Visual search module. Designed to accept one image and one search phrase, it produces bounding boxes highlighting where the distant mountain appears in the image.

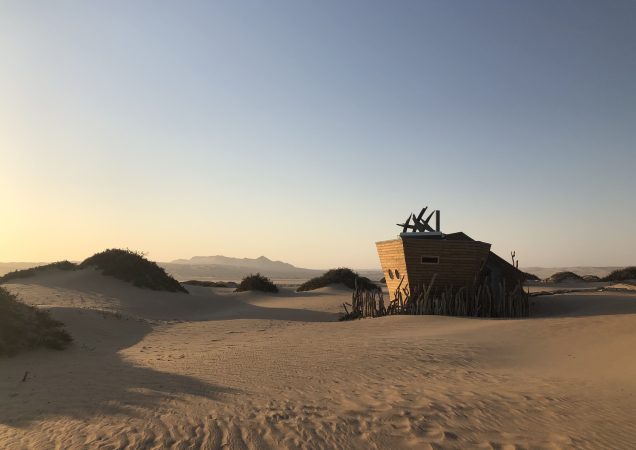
[170,255,297,271]
[160,256,324,282]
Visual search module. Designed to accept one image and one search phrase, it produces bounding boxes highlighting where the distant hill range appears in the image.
[170,255,300,270]
[522,266,623,280]
[162,256,329,282]
[0,257,383,284]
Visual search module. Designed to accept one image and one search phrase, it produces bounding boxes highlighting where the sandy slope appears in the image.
[1,269,636,449]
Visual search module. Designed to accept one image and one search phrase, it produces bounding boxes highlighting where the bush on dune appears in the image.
[0,261,77,284]
[546,271,584,283]
[0,287,72,356]
[79,249,188,293]
[297,268,379,292]
[234,273,278,293]
[602,267,636,282]
[182,280,238,288]
[582,275,601,282]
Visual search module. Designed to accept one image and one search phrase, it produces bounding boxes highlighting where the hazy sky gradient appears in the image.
[1,1,634,268]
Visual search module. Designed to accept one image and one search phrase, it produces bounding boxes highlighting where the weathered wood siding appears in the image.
[402,238,491,289]
[376,237,492,298]
[375,239,408,298]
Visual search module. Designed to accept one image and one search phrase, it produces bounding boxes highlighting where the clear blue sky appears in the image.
[1,1,634,268]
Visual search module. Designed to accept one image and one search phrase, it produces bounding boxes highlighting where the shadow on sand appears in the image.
[0,307,239,428]
[0,272,341,427]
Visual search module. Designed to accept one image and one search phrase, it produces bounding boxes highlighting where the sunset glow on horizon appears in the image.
[1,1,634,269]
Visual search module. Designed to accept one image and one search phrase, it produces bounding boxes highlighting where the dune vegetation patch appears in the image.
[546,271,584,283]
[0,261,77,284]
[182,280,238,288]
[0,287,72,356]
[582,275,601,282]
[297,268,378,292]
[603,266,636,282]
[79,249,188,293]
[234,273,278,293]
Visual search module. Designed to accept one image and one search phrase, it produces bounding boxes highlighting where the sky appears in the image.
[1,0,634,269]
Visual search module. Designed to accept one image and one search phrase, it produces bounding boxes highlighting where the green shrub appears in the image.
[0,287,72,356]
[79,249,187,293]
[297,268,379,292]
[602,267,636,282]
[0,261,77,284]
[234,273,278,293]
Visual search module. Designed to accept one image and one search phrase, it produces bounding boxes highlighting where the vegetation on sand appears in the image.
[602,267,636,282]
[234,273,278,293]
[182,280,238,288]
[79,249,188,293]
[296,268,379,292]
[0,261,77,284]
[546,271,584,283]
[0,287,72,356]
[582,275,601,282]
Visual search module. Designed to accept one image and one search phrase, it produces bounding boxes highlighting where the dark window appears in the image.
[421,256,439,264]
[388,269,394,279]
[395,269,401,279]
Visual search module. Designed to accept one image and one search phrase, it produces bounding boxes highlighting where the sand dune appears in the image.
[0,262,46,277]
[521,266,623,280]
[1,270,636,449]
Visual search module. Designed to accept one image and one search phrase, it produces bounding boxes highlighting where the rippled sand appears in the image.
[1,269,636,449]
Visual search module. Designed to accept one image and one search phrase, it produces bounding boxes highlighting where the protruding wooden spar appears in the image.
[414,207,428,223]
[398,206,441,233]
[423,210,436,229]
[397,214,414,233]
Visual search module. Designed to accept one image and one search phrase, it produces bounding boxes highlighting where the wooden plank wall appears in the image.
[375,239,408,298]
[402,238,491,289]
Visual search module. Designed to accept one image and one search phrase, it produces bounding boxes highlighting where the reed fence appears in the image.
[341,274,529,320]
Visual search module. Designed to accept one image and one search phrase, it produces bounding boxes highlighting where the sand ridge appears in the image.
[1,269,636,449]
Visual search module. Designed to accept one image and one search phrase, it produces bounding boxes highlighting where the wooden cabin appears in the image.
[377,235,491,298]
[376,207,523,299]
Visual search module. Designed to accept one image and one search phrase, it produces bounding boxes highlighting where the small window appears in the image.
[395,269,401,279]
[388,269,394,279]
[421,256,439,264]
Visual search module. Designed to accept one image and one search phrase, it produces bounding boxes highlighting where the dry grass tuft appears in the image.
[0,287,72,356]
[234,273,278,293]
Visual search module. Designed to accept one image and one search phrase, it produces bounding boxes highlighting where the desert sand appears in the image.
[1,269,636,449]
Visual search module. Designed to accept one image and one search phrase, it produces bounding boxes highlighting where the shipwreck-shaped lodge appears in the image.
[376,207,525,299]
